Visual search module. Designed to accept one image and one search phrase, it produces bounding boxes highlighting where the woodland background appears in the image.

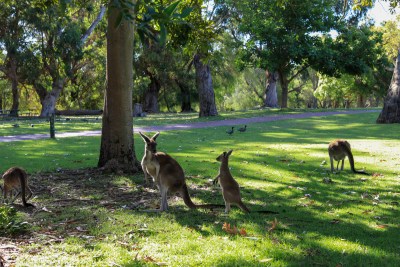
[0,0,398,118]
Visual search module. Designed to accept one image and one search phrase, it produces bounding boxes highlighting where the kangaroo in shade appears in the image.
[213,150,250,213]
[139,132,223,212]
[1,166,34,207]
[328,139,368,174]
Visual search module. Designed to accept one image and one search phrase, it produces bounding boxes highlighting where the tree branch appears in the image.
[288,64,309,84]
[245,77,264,101]
[80,6,106,45]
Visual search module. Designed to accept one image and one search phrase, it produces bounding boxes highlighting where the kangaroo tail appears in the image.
[343,145,368,175]
[180,184,224,209]
[237,201,251,213]
[16,168,33,207]
[180,183,197,209]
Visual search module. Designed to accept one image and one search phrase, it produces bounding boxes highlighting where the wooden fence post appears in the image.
[50,113,55,138]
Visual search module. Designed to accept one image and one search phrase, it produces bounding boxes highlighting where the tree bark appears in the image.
[39,78,64,117]
[98,7,140,173]
[142,76,160,113]
[193,53,218,117]
[176,80,193,112]
[278,71,289,108]
[9,57,19,116]
[356,94,366,108]
[263,70,279,108]
[377,45,400,123]
[310,71,319,108]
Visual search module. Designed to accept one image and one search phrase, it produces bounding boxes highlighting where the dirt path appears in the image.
[0,110,380,143]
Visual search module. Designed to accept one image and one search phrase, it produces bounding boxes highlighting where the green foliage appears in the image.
[375,16,400,63]
[0,204,30,235]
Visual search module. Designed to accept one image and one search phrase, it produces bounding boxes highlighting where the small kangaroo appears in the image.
[328,139,368,174]
[214,150,250,213]
[1,167,34,207]
[139,132,223,212]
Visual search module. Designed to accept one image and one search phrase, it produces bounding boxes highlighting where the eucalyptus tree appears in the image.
[374,15,400,122]
[0,1,31,116]
[231,0,381,108]
[99,0,196,172]
[20,3,106,117]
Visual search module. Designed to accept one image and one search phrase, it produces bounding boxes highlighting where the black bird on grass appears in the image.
[238,125,247,132]
[226,127,234,135]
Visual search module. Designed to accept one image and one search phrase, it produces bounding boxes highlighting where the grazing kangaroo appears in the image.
[139,132,224,212]
[328,139,368,174]
[1,167,34,207]
[213,150,250,213]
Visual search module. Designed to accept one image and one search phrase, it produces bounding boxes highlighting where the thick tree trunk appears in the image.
[142,76,160,113]
[263,70,279,108]
[98,7,140,173]
[39,79,64,117]
[10,58,19,116]
[377,46,400,123]
[278,71,289,108]
[193,53,218,117]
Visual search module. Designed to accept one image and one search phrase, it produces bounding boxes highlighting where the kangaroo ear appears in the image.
[139,132,150,143]
[226,150,233,157]
[151,131,160,141]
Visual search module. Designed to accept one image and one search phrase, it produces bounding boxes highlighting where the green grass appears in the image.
[1,111,399,266]
[0,107,379,137]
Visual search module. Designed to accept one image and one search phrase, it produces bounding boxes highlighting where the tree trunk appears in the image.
[375,95,381,107]
[356,94,366,108]
[142,76,160,113]
[263,70,279,108]
[311,71,319,108]
[278,71,289,108]
[176,80,193,112]
[193,53,218,117]
[39,79,64,117]
[377,45,400,123]
[10,58,19,116]
[98,7,140,173]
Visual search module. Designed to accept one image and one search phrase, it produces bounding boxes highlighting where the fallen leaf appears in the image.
[330,219,340,224]
[239,228,247,236]
[362,210,374,214]
[376,225,390,228]
[29,250,42,255]
[267,218,278,232]
[222,223,237,235]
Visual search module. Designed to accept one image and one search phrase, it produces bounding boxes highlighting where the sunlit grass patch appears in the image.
[1,110,399,266]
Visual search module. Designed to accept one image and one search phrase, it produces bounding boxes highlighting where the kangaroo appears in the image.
[1,167,34,207]
[139,132,224,212]
[328,139,368,174]
[213,150,250,213]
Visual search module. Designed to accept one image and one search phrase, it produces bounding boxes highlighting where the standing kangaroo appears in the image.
[139,132,223,212]
[213,150,250,213]
[1,167,33,207]
[328,139,368,174]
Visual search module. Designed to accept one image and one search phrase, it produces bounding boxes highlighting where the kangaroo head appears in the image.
[216,150,233,162]
[139,132,160,153]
